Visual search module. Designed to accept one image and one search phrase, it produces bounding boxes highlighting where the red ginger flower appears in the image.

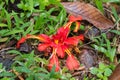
[17,15,83,71]
[37,27,84,58]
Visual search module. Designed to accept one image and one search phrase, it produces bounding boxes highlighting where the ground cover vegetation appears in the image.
[0,0,120,80]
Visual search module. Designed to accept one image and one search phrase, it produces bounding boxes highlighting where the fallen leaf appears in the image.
[109,63,120,80]
[62,2,114,30]
[78,49,97,69]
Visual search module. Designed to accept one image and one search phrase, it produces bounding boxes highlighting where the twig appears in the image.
[12,69,24,80]
[0,47,15,53]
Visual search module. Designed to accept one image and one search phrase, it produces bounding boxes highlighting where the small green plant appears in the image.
[0,63,15,79]
[0,0,67,42]
[0,50,76,80]
[90,62,114,80]
[94,0,104,14]
[92,33,116,62]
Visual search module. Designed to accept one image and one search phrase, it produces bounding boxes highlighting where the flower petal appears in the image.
[77,34,84,41]
[56,45,65,58]
[64,37,79,46]
[16,37,26,48]
[69,15,82,22]
[38,34,51,42]
[48,54,60,72]
[38,43,50,51]
[66,54,80,70]
[52,27,70,41]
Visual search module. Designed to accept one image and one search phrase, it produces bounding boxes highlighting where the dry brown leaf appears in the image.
[62,2,114,30]
[109,63,120,80]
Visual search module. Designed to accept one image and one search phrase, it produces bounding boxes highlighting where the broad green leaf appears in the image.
[104,68,112,76]
[93,44,107,53]
[90,67,98,74]
[99,63,106,70]
[97,72,103,78]
[103,76,108,80]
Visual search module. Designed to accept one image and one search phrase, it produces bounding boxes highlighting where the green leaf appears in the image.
[110,30,120,35]
[93,44,107,53]
[104,68,112,76]
[10,0,15,3]
[37,68,48,73]
[0,72,14,77]
[0,77,11,80]
[111,6,119,21]
[13,61,24,66]
[80,25,85,30]
[4,10,11,29]
[108,0,120,3]
[99,62,106,70]
[13,13,23,28]
[97,72,103,78]
[95,0,104,14]
[3,29,24,36]
[7,50,22,55]
[0,37,8,42]
[15,66,31,73]
[90,67,98,74]
[23,25,33,36]
[102,0,120,3]
[0,23,8,27]
[109,47,116,62]
[28,0,33,12]
[103,76,108,80]
[0,63,3,69]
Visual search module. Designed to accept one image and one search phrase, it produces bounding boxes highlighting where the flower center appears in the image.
[55,40,59,44]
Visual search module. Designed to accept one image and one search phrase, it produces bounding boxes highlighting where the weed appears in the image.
[92,33,116,62]
[90,62,114,80]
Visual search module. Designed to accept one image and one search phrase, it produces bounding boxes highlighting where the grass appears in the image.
[91,33,116,62]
